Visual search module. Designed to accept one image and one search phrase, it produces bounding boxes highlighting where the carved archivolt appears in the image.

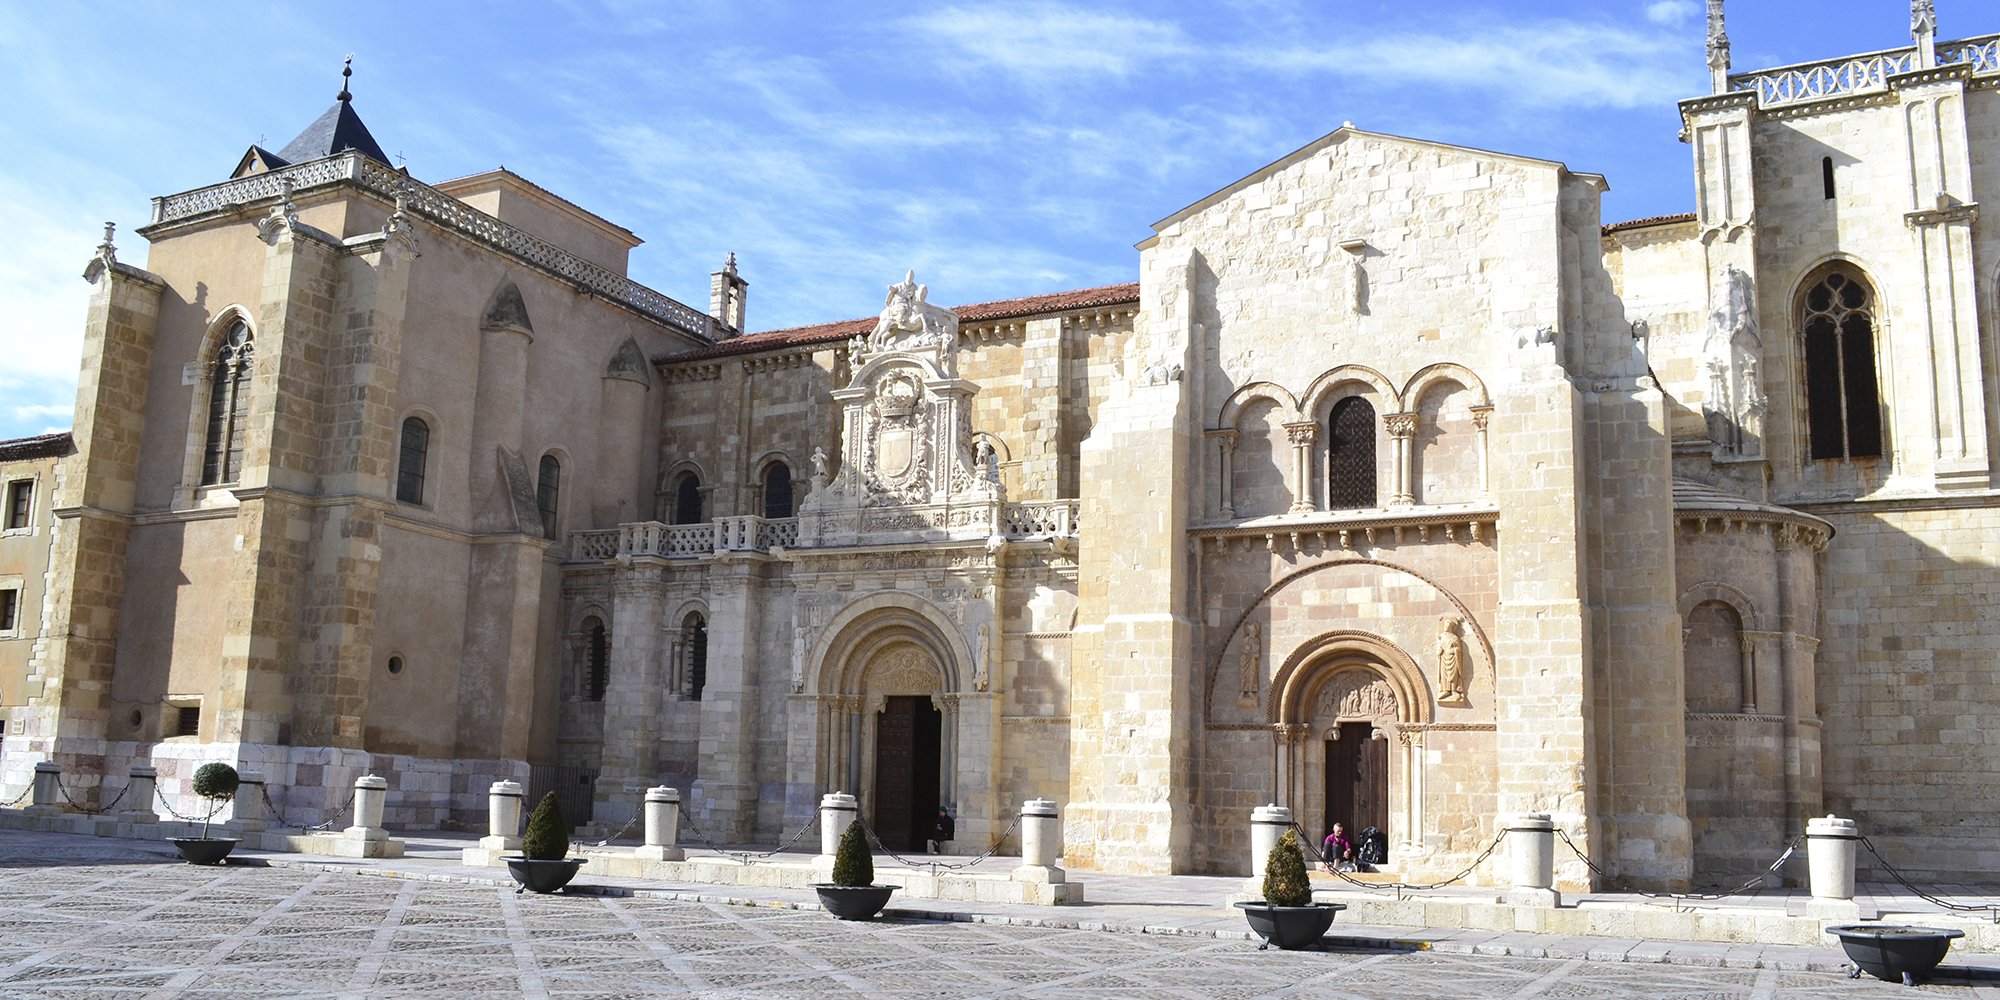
[1271,629,1433,727]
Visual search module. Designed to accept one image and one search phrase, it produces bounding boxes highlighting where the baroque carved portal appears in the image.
[799,271,1002,545]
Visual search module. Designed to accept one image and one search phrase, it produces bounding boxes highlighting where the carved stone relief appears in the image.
[1702,264,1765,456]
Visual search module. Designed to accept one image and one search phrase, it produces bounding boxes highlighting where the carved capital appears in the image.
[1282,421,1319,447]
[1468,405,1493,431]
[1384,412,1418,439]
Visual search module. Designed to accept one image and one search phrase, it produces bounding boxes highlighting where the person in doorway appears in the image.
[930,806,955,854]
[1322,823,1355,873]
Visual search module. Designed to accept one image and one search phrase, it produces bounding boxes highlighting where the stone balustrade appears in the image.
[1727,33,1998,109]
[566,501,1082,564]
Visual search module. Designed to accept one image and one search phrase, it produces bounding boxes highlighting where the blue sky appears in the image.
[0,1,1983,440]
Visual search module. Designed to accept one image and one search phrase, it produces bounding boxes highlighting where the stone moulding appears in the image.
[141,150,716,340]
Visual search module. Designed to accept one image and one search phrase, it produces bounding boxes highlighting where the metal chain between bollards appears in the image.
[676,803,825,862]
[0,784,30,808]
[257,784,353,832]
[1292,821,1506,897]
[52,776,128,816]
[855,811,1024,874]
[1858,835,2000,924]
[1555,828,1802,904]
[593,812,643,848]
[154,787,227,824]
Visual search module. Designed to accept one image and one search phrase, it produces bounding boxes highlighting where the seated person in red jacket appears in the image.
[1322,823,1355,872]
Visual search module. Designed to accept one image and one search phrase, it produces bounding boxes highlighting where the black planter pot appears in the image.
[168,837,240,866]
[1826,924,1964,984]
[1234,901,1345,950]
[504,857,588,894]
[811,883,898,920]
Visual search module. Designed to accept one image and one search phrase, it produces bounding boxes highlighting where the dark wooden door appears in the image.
[873,696,942,851]
[1324,725,1388,856]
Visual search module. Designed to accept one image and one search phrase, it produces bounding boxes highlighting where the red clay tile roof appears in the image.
[1602,212,1698,235]
[0,431,73,462]
[661,282,1140,363]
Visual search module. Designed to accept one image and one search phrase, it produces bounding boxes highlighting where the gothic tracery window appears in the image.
[673,472,703,525]
[200,321,254,486]
[1800,269,1882,461]
[1326,396,1377,509]
[537,454,561,538]
[396,417,429,505]
[762,461,793,519]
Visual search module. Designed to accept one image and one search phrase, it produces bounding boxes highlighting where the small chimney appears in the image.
[709,252,747,338]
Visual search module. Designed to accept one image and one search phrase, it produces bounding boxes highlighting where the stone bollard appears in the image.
[481,780,524,852]
[636,786,684,862]
[1246,804,1294,892]
[28,761,60,813]
[345,774,389,842]
[1807,814,1859,901]
[1012,798,1065,885]
[1505,812,1560,907]
[123,765,159,823]
[232,771,267,831]
[820,791,858,860]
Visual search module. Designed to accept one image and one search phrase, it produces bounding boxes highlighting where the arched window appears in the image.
[583,616,609,702]
[396,417,429,505]
[537,455,561,538]
[1800,269,1882,460]
[673,473,703,525]
[762,462,793,519]
[1326,397,1377,509]
[200,321,255,486]
[684,614,708,701]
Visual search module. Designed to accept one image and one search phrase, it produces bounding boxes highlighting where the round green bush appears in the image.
[522,791,570,861]
[191,762,240,801]
[830,818,873,887]
[1262,828,1313,907]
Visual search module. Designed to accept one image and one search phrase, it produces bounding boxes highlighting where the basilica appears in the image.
[3,5,1998,890]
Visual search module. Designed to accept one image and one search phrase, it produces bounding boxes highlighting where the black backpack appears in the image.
[1357,827,1387,865]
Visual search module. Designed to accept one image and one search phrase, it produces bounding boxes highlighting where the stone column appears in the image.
[1505,812,1559,906]
[819,791,858,860]
[1209,429,1237,519]
[1013,798,1065,884]
[1283,422,1317,512]
[1806,814,1861,918]
[1469,406,1493,498]
[1385,413,1416,505]
[123,765,159,823]
[28,761,60,813]
[636,786,684,862]
[232,771,266,831]
[1246,804,1293,890]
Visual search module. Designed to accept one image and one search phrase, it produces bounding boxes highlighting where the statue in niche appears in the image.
[1436,615,1469,706]
[1701,265,1764,455]
[1238,623,1261,708]
[791,624,812,693]
[973,623,991,692]
[869,270,958,352]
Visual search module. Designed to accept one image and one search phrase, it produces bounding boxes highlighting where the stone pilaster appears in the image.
[689,558,766,840]
[19,254,164,795]
[1018,317,1065,496]
[1490,347,1598,892]
[1066,248,1197,874]
[594,565,669,827]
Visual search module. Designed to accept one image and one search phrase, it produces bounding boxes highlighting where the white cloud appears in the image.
[904,3,1191,84]
[1645,1,1699,26]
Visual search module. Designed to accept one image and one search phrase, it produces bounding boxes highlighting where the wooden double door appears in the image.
[1325,723,1388,858]
[872,696,942,852]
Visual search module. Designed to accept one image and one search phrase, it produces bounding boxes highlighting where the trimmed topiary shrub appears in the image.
[522,791,570,861]
[1262,829,1313,907]
[190,762,239,839]
[830,818,873,887]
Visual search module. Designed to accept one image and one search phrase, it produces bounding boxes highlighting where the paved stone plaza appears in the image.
[0,833,1994,998]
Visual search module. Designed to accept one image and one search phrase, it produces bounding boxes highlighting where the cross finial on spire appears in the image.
[338,54,354,102]
[1706,0,1731,94]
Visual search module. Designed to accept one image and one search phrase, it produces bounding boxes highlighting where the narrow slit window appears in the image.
[396,417,430,505]
[537,455,561,538]
[1822,157,1836,200]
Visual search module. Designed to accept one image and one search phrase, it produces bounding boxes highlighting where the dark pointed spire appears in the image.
[268,55,389,166]
[338,54,353,103]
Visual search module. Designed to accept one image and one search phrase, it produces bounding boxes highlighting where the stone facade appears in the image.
[7,11,2000,890]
